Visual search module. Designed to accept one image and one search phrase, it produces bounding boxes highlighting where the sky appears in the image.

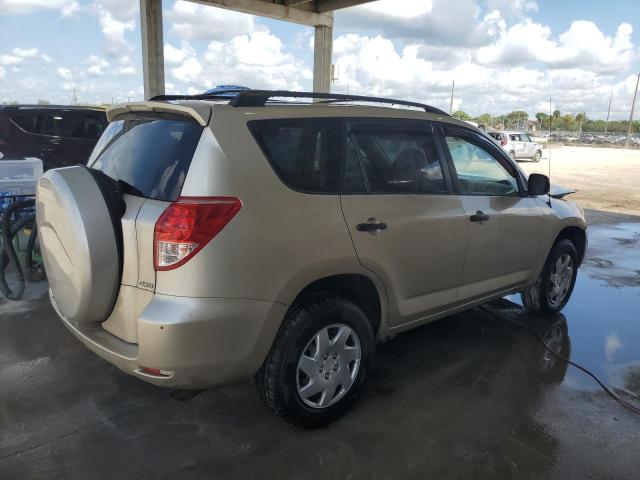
[0,0,639,119]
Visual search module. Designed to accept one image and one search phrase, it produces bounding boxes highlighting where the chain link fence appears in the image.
[531,130,640,148]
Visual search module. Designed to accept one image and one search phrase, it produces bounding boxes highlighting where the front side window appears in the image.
[445,135,519,196]
[249,118,339,193]
[347,121,446,194]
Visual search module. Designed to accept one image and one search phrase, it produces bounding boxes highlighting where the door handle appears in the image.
[469,210,490,223]
[356,221,388,232]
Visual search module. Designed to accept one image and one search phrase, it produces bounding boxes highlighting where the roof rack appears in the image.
[150,89,449,116]
[229,90,449,115]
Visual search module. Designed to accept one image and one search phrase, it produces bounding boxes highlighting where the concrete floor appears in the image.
[1,209,639,479]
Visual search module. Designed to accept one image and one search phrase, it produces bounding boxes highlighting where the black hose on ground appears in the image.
[0,199,42,300]
[506,318,640,416]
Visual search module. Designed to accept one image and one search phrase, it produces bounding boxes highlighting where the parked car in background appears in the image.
[37,90,586,427]
[0,105,107,170]
[488,130,542,162]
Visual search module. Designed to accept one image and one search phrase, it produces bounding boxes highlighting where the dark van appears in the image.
[0,105,107,170]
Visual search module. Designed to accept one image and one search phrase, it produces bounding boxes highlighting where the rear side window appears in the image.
[346,120,447,194]
[41,112,107,139]
[248,118,339,193]
[90,113,203,201]
[11,115,39,133]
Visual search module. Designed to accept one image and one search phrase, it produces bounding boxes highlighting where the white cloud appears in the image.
[57,67,73,80]
[171,57,203,83]
[164,42,194,65]
[486,0,538,17]
[0,0,76,15]
[476,20,635,73]
[169,29,309,93]
[0,66,5,80]
[85,55,109,76]
[168,0,261,41]
[0,54,23,66]
[12,47,39,58]
[335,0,505,47]
[95,5,136,56]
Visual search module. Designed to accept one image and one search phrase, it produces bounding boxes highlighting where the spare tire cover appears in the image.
[36,166,121,324]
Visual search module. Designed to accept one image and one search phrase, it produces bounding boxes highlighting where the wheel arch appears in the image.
[553,226,587,266]
[290,273,386,339]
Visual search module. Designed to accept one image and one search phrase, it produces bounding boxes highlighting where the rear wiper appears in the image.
[117,179,144,197]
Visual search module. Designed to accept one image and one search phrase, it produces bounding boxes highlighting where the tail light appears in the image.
[154,196,241,271]
[501,135,507,146]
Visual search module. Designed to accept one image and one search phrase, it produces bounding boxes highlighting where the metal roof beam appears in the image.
[316,0,373,12]
[188,0,333,26]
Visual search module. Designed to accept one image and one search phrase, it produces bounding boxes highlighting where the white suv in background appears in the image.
[489,131,543,162]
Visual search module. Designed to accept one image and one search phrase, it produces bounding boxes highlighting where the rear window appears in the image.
[248,118,339,193]
[89,113,203,202]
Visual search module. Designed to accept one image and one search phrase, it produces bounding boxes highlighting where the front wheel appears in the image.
[521,239,578,316]
[255,296,375,428]
[534,150,542,162]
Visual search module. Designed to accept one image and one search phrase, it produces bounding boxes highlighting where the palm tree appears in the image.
[575,112,586,137]
[552,109,561,130]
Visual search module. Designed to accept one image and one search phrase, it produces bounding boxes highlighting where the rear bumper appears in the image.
[51,290,288,389]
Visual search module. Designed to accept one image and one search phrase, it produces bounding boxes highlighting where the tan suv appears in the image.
[36,90,587,427]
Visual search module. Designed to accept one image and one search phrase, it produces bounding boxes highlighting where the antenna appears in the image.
[548,96,552,206]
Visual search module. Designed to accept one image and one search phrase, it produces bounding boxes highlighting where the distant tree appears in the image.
[475,113,492,126]
[37,99,50,105]
[453,110,471,121]
[552,109,561,129]
[575,112,586,135]
[536,112,550,130]
[562,113,574,130]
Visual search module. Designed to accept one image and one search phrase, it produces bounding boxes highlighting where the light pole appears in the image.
[449,80,455,114]
[625,73,640,149]
[604,90,613,136]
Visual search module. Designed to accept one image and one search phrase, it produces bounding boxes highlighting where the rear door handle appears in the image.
[469,210,490,223]
[356,221,387,232]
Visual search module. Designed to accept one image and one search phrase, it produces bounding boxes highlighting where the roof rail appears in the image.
[149,89,246,102]
[149,89,449,116]
[229,90,449,115]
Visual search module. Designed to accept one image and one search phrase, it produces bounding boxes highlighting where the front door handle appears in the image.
[470,210,490,223]
[356,220,388,232]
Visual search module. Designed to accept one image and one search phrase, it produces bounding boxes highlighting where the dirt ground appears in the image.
[519,145,640,215]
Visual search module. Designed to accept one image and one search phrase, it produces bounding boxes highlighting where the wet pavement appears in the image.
[1,209,639,479]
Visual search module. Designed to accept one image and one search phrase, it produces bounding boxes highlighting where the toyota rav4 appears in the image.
[36,90,586,427]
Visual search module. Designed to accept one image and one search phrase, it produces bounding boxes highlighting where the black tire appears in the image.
[255,296,375,428]
[521,239,578,316]
[509,150,516,160]
[534,150,542,162]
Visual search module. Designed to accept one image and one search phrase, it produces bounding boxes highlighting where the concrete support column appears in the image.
[313,24,333,93]
[140,0,165,99]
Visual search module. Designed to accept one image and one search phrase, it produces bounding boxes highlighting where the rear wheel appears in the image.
[521,239,578,316]
[255,296,374,428]
[509,150,516,160]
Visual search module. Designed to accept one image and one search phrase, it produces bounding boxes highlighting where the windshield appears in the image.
[89,113,203,202]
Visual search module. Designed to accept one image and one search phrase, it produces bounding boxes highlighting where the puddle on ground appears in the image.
[508,221,640,397]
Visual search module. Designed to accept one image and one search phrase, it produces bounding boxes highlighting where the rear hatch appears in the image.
[88,108,206,342]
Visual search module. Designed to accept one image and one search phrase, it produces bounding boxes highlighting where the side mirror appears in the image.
[528,173,550,196]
